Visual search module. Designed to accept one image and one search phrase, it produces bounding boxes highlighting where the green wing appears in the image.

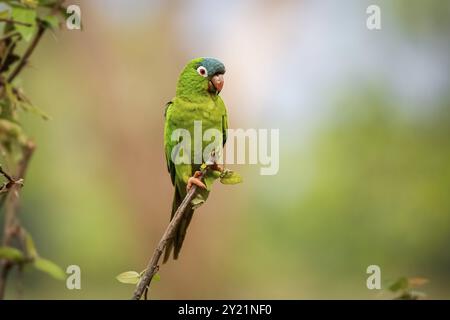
[222,114,228,146]
[164,97,228,184]
[164,101,176,185]
[219,96,228,146]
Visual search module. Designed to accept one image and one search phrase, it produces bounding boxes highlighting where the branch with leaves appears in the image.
[0,0,68,300]
[115,154,242,300]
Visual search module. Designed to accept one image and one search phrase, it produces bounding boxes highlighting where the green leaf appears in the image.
[388,277,409,292]
[116,271,140,284]
[0,246,25,262]
[41,15,59,30]
[24,230,38,258]
[220,170,243,185]
[34,257,66,280]
[11,6,36,42]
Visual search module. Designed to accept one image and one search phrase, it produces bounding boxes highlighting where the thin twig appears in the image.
[144,286,148,300]
[7,23,46,83]
[0,18,32,27]
[0,31,21,42]
[132,163,214,300]
[0,165,15,183]
[0,36,20,75]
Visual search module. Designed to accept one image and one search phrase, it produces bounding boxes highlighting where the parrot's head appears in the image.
[176,57,226,99]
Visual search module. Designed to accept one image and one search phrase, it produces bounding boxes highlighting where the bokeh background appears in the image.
[3,0,450,299]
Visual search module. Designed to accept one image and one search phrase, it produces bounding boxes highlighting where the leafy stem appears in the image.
[0,0,68,299]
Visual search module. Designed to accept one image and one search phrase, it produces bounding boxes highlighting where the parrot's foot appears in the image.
[187,171,206,191]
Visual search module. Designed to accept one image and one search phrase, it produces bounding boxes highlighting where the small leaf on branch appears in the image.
[153,273,161,281]
[219,169,243,185]
[24,229,38,258]
[19,100,50,120]
[11,6,36,42]
[34,257,66,280]
[0,246,25,262]
[116,271,141,284]
[9,85,51,120]
[388,277,409,292]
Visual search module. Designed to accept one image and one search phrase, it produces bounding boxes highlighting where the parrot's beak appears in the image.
[210,74,224,94]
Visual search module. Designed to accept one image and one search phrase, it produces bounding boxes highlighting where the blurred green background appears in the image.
[3,0,450,299]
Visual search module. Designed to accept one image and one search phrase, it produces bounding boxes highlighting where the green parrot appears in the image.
[163,57,228,262]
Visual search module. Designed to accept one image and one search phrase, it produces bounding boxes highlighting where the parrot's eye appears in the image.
[197,66,208,77]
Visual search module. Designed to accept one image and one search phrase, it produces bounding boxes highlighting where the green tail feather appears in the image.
[163,187,194,263]
[173,205,194,260]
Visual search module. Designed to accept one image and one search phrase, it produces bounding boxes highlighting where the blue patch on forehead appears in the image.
[199,57,226,76]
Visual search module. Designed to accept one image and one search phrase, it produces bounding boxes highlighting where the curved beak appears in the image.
[210,74,224,93]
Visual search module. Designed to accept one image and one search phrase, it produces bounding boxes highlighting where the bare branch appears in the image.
[0,18,32,27]
[132,163,214,300]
